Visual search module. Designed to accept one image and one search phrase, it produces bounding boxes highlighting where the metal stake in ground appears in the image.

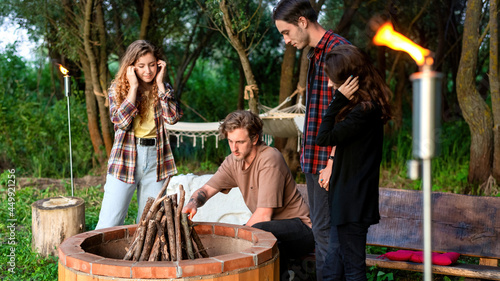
[60,65,74,196]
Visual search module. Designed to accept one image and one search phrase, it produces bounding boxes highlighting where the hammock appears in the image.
[165,121,221,148]
[165,88,305,150]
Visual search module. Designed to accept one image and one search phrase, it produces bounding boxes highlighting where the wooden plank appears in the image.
[480,258,498,267]
[367,254,500,280]
[367,188,500,258]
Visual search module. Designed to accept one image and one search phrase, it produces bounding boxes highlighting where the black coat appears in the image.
[316,90,383,226]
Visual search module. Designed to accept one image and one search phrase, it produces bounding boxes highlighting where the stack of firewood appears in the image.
[123,178,208,261]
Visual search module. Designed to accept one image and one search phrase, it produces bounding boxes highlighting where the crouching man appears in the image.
[182,110,315,280]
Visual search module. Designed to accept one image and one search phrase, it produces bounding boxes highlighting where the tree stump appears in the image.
[32,196,85,257]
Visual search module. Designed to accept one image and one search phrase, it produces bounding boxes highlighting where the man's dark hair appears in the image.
[272,0,318,24]
[219,110,263,145]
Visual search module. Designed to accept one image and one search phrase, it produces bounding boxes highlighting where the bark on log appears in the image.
[132,222,147,261]
[164,197,177,261]
[123,237,137,260]
[175,185,185,260]
[139,219,157,261]
[139,205,164,261]
[174,203,181,260]
[125,179,170,260]
[145,194,168,223]
[140,197,155,224]
[189,220,209,258]
[124,197,155,260]
[156,215,169,261]
[181,213,195,259]
[171,194,177,208]
[155,176,171,202]
[148,234,161,261]
[31,197,85,257]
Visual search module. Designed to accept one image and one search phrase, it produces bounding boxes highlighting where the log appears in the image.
[175,185,185,261]
[164,196,177,261]
[132,194,168,260]
[146,206,165,261]
[181,213,195,259]
[154,176,171,202]
[144,194,168,224]
[32,197,85,257]
[189,220,209,258]
[139,197,155,224]
[139,220,157,261]
[148,234,161,261]
[132,222,148,261]
[123,197,155,260]
[156,215,169,261]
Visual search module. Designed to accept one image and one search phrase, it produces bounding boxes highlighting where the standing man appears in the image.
[182,110,314,280]
[273,0,350,279]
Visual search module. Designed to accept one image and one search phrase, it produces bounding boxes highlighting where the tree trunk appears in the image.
[81,56,106,166]
[31,197,85,257]
[275,44,299,174]
[456,0,493,186]
[279,44,297,110]
[139,0,151,40]
[297,47,309,114]
[219,0,259,114]
[490,0,500,181]
[238,62,245,110]
[96,0,113,156]
[84,0,112,157]
[334,0,362,36]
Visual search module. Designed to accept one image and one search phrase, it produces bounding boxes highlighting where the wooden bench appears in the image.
[296,185,500,280]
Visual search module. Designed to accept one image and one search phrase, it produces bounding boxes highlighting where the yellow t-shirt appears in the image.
[133,102,156,138]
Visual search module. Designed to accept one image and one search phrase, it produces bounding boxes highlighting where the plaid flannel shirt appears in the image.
[301,30,350,174]
[107,83,182,183]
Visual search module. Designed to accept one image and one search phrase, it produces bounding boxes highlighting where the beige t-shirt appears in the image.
[207,145,312,228]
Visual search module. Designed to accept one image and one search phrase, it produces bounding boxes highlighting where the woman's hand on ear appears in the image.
[156,60,167,86]
[126,66,139,89]
[338,75,359,100]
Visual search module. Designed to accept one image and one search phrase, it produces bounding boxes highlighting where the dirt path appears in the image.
[18,175,106,191]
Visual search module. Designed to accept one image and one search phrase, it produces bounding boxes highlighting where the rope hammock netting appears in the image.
[165,87,306,151]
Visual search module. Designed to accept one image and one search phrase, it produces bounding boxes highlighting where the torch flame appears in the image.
[373,22,431,66]
[59,65,69,76]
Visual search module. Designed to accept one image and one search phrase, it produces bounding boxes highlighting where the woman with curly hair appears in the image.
[316,44,392,281]
[96,40,182,229]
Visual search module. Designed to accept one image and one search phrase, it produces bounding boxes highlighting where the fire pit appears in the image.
[58,222,279,280]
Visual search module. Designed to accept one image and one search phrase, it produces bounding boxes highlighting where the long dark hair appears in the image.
[325,45,392,124]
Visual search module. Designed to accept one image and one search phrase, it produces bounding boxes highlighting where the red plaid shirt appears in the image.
[107,83,182,183]
[301,30,350,174]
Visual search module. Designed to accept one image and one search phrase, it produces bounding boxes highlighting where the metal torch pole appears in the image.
[64,75,74,196]
[410,63,443,281]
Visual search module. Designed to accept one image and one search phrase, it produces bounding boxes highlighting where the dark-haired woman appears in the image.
[316,44,392,281]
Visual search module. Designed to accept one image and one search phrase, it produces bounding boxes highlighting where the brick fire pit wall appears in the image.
[58,222,279,280]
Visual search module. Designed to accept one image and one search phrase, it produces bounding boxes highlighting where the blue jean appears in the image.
[95,144,165,229]
[253,218,315,281]
[323,222,370,281]
[305,173,330,280]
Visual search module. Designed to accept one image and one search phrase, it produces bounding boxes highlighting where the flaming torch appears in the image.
[59,65,74,196]
[374,22,443,281]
